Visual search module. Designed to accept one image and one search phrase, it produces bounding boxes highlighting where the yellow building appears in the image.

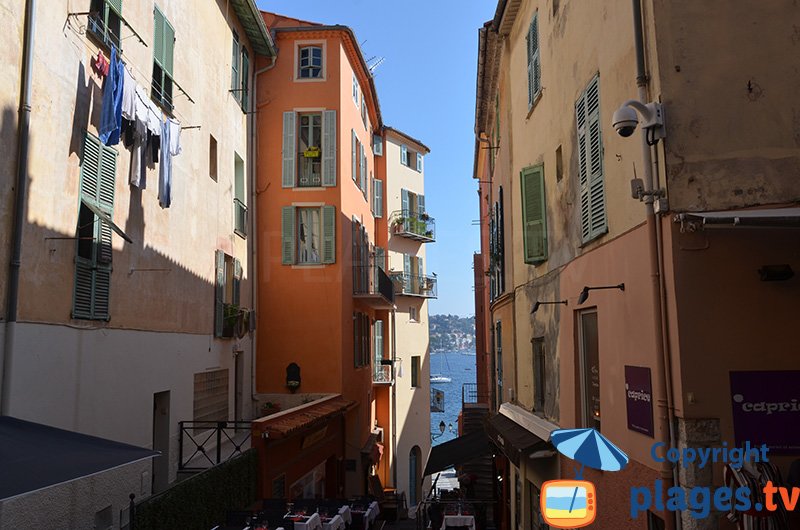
[0,0,273,527]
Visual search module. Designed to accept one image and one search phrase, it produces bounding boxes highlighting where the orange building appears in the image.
[252,12,394,500]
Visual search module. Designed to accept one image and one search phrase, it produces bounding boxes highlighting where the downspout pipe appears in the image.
[2,0,36,415]
[391,308,398,489]
[632,1,680,529]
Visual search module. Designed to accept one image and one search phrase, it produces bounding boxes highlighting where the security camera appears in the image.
[612,106,639,137]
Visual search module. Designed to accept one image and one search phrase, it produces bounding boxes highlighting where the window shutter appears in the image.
[240,50,249,111]
[403,254,411,275]
[418,256,424,279]
[233,258,242,306]
[281,206,296,264]
[370,178,375,215]
[72,260,93,319]
[375,179,383,218]
[360,146,366,193]
[417,194,425,214]
[322,205,336,264]
[231,33,240,94]
[401,145,408,165]
[353,312,360,367]
[351,130,357,182]
[401,188,409,215]
[214,250,225,337]
[526,13,541,109]
[108,0,123,15]
[153,8,165,67]
[93,266,111,320]
[282,112,296,187]
[576,75,605,242]
[98,144,117,210]
[374,134,383,156]
[521,165,547,263]
[162,17,175,77]
[416,153,423,172]
[374,320,384,363]
[322,110,337,186]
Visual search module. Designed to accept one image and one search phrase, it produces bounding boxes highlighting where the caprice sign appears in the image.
[730,371,800,454]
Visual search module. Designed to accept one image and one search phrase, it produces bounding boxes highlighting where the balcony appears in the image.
[234,198,247,238]
[390,210,436,242]
[390,272,438,299]
[431,387,445,412]
[353,265,395,309]
[373,362,393,385]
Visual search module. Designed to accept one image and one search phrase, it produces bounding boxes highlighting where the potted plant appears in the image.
[261,401,281,416]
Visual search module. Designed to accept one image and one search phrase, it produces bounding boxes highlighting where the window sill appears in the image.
[234,229,247,240]
[291,264,325,269]
[294,77,327,83]
[292,186,326,192]
[578,229,608,249]
[526,91,543,120]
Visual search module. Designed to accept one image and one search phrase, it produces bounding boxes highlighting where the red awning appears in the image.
[253,396,354,439]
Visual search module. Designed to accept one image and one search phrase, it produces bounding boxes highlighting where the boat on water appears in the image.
[430,374,452,383]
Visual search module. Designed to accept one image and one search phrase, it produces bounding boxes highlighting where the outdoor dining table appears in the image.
[440,511,476,530]
[337,505,351,525]
[320,513,345,530]
[282,511,322,530]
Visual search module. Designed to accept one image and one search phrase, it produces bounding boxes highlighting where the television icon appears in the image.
[540,480,596,529]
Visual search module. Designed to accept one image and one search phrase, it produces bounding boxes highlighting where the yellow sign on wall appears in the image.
[303,147,321,158]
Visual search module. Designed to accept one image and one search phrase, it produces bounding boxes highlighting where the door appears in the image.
[409,446,420,506]
[235,351,243,421]
[152,391,170,494]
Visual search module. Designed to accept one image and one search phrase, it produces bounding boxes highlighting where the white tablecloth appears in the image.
[441,514,476,530]
[337,505,351,525]
[367,501,380,523]
[290,512,322,530]
[321,514,345,530]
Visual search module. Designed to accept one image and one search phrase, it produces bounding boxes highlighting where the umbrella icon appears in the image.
[549,428,629,514]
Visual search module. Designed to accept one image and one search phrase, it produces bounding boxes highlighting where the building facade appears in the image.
[0,0,273,527]
[473,1,800,529]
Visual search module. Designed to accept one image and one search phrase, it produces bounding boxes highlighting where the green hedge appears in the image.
[134,448,258,530]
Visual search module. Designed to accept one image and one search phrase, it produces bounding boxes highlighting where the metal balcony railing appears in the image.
[373,363,393,384]
[390,210,436,242]
[234,198,247,237]
[353,265,395,307]
[390,272,438,298]
[178,420,252,471]
[431,387,445,412]
[462,383,489,406]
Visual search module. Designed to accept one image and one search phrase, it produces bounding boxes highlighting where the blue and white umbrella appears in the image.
[549,428,629,473]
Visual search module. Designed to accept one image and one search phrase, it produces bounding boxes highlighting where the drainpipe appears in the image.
[632,1,680,529]
[391,308,398,488]
[2,0,36,416]
[250,53,278,409]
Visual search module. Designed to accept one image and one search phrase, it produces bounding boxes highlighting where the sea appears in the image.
[429,351,477,446]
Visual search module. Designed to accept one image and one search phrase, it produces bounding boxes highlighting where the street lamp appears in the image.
[432,421,454,441]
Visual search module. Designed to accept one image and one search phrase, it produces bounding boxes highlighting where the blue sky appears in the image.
[256,1,493,317]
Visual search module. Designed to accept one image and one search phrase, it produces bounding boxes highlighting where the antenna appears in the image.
[368,57,386,74]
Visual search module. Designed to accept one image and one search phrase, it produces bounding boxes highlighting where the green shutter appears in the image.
[233,258,242,306]
[322,110,337,186]
[214,250,225,337]
[576,75,606,242]
[521,165,547,263]
[162,17,175,77]
[73,261,94,319]
[403,254,411,276]
[153,8,164,67]
[282,112,296,187]
[351,130,357,182]
[281,206,296,264]
[401,188,409,215]
[231,32,240,94]
[107,0,123,16]
[374,320,384,364]
[322,205,336,264]
[93,266,111,320]
[80,133,101,202]
[375,179,383,218]
[240,49,249,111]
[359,146,366,193]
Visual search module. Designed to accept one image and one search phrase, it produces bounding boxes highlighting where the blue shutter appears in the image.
[322,205,336,264]
[322,110,337,186]
[351,130,357,182]
[374,179,383,218]
[416,153,423,172]
[281,206,296,264]
[282,112,296,187]
[401,188,409,216]
[401,145,408,165]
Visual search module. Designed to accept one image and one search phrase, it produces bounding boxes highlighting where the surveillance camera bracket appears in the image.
[621,100,666,140]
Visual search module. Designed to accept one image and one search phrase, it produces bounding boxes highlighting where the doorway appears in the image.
[152,391,170,494]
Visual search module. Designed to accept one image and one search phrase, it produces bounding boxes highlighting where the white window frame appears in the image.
[294,40,326,82]
[409,306,417,322]
[352,73,360,107]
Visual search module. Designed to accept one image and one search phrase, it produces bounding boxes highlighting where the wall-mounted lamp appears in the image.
[286,362,301,393]
[758,264,794,282]
[578,283,625,305]
[531,300,568,314]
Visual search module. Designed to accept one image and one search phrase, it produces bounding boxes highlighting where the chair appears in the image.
[368,475,405,521]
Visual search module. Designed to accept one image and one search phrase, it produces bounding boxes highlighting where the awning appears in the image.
[423,430,491,476]
[361,433,383,465]
[486,413,554,467]
[82,199,133,243]
[0,416,158,501]
[253,396,355,439]
[677,207,800,229]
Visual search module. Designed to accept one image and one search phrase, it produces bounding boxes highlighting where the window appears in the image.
[402,253,425,295]
[354,312,371,368]
[411,356,420,387]
[282,111,336,187]
[234,153,246,238]
[214,251,242,338]
[360,147,367,198]
[555,145,563,182]
[209,135,217,181]
[151,7,175,111]
[647,511,665,530]
[578,309,601,431]
[298,45,323,78]
[361,97,367,129]
[73,133,118,321]
[401,144,408,166]
[193,369,229,422]
[409,306,417,322]
[352,74,360,106]
[576,74,606,242]
[521,165,547,263]
[352,130,361,183]
[527,13,542,109]
[88,0,122,50]
[489,187,505,300]
[352,217,369,292]
[533,338,545,413]
[372,178,383,218]
[529,482,548,530]
[230,33,250,112]
[516,472,522,529]
[416,152,423,172]
[298,113,322,187]
[281,205,336,265]
[373,134,383,156]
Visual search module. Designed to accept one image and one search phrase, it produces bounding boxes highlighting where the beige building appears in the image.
[0,0,273,527]
[382,126,435,507]
[474,1,800,529]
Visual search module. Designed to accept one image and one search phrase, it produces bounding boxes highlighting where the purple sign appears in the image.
[730,371,800,454]
[625,366,654,437]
